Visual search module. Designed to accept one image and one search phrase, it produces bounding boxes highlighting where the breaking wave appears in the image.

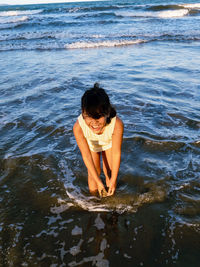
[158,9,189,18]
[0,15,28,24]
[1,33,200,51]
[147,3,200,11]
[65,39,146,49]
[146,3,200,18]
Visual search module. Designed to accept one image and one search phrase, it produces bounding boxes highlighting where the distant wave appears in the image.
[0,20,78,30]
[68,5,121,13]
[1,33,200,51]
[0,42,62,51]
[147,3,200,11]
[146,3,200,18]
[0,15,28,24]
[41,4,121,15]
[0,39,146,51]
[65,39,146,49]
[147,4,184,11]
[75,11,123,20]
[0,9,43,17]
[0,31,74,41]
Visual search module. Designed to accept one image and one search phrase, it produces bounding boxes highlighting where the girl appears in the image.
[73,83,123,197]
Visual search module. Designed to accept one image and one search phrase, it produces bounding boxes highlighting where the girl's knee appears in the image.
[96,167,101,177]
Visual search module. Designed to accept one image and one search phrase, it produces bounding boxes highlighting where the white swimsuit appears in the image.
[78,114,116,152]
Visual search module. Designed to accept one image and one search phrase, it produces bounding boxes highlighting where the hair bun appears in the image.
[93,82,100,89]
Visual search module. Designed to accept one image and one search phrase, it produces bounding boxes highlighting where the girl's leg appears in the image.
[102,148,112,188]
[88,151,101,195]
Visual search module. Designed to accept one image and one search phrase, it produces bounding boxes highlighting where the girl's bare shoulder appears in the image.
[113,116,124,134]
[115,116,124,128]
[73,120,81,133]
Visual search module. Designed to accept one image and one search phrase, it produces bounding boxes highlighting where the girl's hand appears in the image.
[98,184,107,198]
[107,180,116,196]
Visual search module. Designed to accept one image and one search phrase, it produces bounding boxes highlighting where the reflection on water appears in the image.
[1,85,200,265]
[1,55,200,264]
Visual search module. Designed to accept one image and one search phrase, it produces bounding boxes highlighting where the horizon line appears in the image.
[0,0,107,7]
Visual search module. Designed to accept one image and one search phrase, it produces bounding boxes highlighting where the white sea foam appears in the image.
[66,190,110,212]
[65,179,134,213]
[100,238,108,252]
[94,214,105,230]
[0,9,43,17]
[59,160,166,214]
[181,3,200,9]
[69,239,84,256]
[68,240,109,267]
[115,8,191,19]
[50,202,74,214]
[124,253,132,259]
[71,225,83,236]
[115,10,155,18]
[65,39,146,49]
[65,186,165,214]
[69,7,82,13]
[69,252,109,267]
[158,9,189,18]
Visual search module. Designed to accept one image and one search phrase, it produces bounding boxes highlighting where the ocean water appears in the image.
[0,0,200,266]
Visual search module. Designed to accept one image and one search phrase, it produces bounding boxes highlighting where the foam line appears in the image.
[0,9,43,17]
[65,39,146,49]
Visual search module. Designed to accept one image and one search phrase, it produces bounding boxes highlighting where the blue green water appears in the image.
[0,0,200,266]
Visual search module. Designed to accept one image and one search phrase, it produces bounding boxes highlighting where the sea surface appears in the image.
[0,0,200,266]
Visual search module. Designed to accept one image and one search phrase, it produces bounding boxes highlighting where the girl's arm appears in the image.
[73,120,107,197]
[107,117,124,196]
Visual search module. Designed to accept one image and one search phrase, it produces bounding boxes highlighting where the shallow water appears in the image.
[1,0,200,266]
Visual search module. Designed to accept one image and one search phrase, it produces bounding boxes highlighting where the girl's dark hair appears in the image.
[81,83,116,124]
